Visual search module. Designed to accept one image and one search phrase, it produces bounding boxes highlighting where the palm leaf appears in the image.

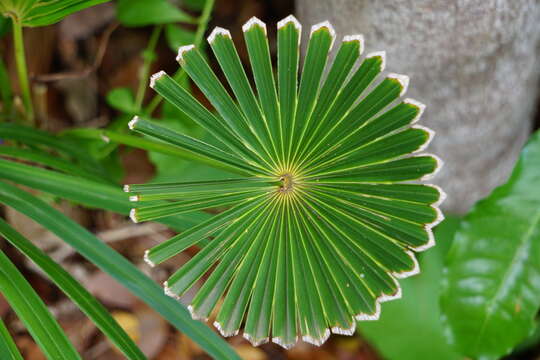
[128,15,445,348]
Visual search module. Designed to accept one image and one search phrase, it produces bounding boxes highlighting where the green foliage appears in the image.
[106,87,138,114]
[165,23,195,52]
[0,0,109,27]
[0,219,145,359]
[127,16,445,348]
[0,317,24,360]
[0,248,81,359]
[0,181,240,359]
[116,0,196,27]
[441,130,540,359]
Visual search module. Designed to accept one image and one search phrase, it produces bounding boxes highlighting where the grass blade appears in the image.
[0,219,146,360]
[0,249,81,359]
[0,318,23,360]
[0,182,240,360]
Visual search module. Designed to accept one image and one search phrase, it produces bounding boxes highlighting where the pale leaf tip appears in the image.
[366,50,386,71]
[213,321,238,337]
[378,285,402,302]
[123,184,130,192]
[278,15,301,31]
[149,70,166,88]
[394,251,420,278]
[331,322,356,335]
[411,124,435,153]
[128,116,139,130]
[272,336,295,349]
[143,249,155,267]
[207,26,231,44]
[163,281,180,299]
[129,195,139,202]
[302,328,330,346]
[404,98,426,123]
[176,44,195,63]
[421,154,444,181]
[343,34,364,54]
[311,20,335,39]
[242,16,266,34]
[243,332,269,346]
[129,208,138,223]
[387,72,410,96]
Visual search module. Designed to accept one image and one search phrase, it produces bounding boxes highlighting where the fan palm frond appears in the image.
[125,15,445,348]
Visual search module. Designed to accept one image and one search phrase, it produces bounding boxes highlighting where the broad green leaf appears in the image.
[0,249,81,359]
[106,87,137,114]
[131,16,445,348]
[165,24,195,52]
[0,219,145,359]
[0,318,23,360]
[441,131,540,360]
[0,181,240,360]
[116,0,196,27]
[359,217,461,360]
[21,0,109,27]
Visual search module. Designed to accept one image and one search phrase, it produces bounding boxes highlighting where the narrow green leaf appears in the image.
[0,219,145,360]
[297,52,385,169]
[277,16,301,162]
[178,45,274,170]
[208,27,278,165]
[0,158,209,229]
[0,249,81,359]
[0,318,23,360]
[150,72,269,172]
[441,131,540,360]
[22,0,109,27]
[129,116,256,175]
[132,190,267,222]
[310,155,442,182]
[0,146,107,182]
[291,35,362,165]
[289,22,334,164]
[243,17,283,168]
[146,196,267,265]
[0,182,240,360]
[215,198,277,336]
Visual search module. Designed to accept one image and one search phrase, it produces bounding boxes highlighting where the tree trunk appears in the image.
[297,0,540,213]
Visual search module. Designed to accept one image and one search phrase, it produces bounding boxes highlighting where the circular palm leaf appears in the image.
[125,15,445,349]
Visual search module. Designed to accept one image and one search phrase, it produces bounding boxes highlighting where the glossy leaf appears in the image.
[441,131,540,360]
[130,16,445,348]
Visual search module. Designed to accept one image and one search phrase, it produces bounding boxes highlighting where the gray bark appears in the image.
[297,0,540,213]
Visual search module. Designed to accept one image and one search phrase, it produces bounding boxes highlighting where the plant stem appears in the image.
[12,19,34,124]
[135,25,162,110]
[144,0,215,116]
